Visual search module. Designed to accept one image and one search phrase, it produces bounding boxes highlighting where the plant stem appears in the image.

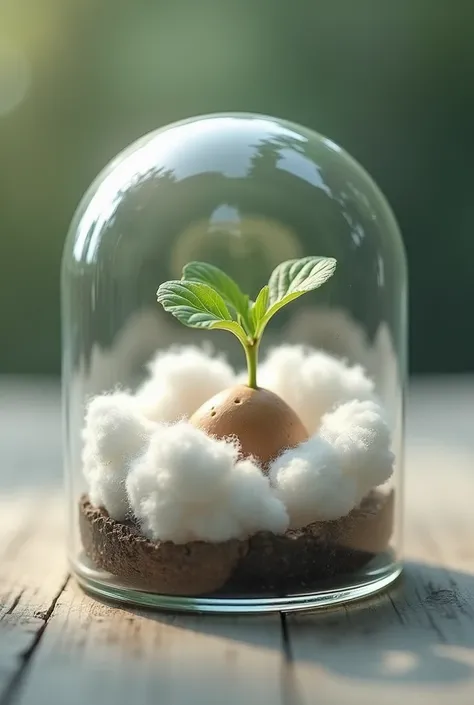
[245,340,259,389]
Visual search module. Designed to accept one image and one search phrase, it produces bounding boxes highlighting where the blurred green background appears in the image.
[1,0,472,376]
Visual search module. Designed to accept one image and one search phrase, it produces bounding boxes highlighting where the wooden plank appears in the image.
[0,494,68,703]
[12,581,285,705]
[286,379,474,705]
[0,377,67,702]
[284,552,474,704]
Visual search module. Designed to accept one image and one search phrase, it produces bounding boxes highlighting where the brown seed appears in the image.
[190,384,309,472]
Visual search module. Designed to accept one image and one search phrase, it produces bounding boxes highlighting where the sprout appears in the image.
[157,256,337,390]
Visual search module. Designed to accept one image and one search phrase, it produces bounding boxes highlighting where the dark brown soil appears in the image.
[79,489,394,597]
[220,490,395,595]
[78,497,248,595]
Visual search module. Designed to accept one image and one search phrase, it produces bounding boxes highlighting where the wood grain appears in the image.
[13,582,285,705]
[0,494,68,704]
[1,377,474,705]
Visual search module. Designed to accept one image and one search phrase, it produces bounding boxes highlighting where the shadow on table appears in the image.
[113,560,474,686]
[281,561,474,686]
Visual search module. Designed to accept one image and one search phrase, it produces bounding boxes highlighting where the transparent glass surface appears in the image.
[62,113,407,613]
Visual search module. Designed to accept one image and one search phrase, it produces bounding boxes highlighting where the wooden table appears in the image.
[1,377,474,705]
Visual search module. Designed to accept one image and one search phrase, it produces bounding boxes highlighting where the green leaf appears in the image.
[182,261,249,319]
[268,256,337,305]
[157,280,248,344]
[250,285,269,328]
[256,256,336,336]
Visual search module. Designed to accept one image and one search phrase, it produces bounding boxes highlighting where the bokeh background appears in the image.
[1,0,472,376]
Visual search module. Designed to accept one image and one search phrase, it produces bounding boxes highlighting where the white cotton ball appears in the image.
[226,459,290,537]
[135,346,236,423]
[139,422,240,503]
[269,436,357,528]
[82,392,156,520]
[259,345,375,434]
[127,422,289,543]
[186,457,288,542]
[83,393,152,464]
[319,399,394,500]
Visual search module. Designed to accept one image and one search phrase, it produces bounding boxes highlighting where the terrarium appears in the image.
[61,113,407,613]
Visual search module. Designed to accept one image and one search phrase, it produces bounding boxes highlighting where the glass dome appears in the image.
[61,113,407,613]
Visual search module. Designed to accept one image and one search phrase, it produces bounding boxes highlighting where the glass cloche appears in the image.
[61,113,407,613]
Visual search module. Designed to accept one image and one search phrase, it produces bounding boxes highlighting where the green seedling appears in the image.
[157,256,337,389]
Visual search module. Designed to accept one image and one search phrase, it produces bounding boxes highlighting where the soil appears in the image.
[78,496,248,595]
[79,489,394,597]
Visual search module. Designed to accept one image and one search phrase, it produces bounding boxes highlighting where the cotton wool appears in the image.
[135,346,236,423]
[82,344,394,538]
[319,399,394,500]
[259,345,375,434]
[269,435,357,528]
[126,421,289,543]
[82,392,156,520]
